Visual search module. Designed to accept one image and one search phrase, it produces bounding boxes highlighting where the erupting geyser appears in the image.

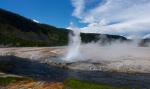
[63,23,81,62]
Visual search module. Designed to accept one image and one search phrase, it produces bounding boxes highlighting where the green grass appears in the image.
[64,78,130,89]
[0,76,32,86]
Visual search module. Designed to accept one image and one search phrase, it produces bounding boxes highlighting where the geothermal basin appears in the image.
[1,47,150,73]
[0,47,150,88]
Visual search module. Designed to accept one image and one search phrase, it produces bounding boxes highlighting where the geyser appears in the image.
[64,24,82,62]
[63,30,150,63]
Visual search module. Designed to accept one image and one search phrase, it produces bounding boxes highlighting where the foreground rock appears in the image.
[6,81,63,89]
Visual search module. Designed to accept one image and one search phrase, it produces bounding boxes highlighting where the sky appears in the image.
[71,0,150,38]
[0,0,150,38]
[0,0,79,28]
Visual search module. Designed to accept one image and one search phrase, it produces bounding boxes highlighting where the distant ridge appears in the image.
[0,8,69,46]
[0,8,131,47]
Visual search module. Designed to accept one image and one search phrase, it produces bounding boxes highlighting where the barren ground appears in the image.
[0,47,150,88]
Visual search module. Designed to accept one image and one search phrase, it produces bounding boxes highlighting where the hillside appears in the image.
[0,8,69,46]
[0,8,128,47]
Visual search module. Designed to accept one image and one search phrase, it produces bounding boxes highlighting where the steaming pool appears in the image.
[0,47,150,88]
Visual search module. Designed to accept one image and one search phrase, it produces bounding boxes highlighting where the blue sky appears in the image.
[71,0,150,38]
[0,0,150,38]
[0,0,83,28]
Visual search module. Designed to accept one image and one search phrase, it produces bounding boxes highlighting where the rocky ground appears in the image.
[0,47,150,88]
[1,47,150,73]
[6,81,63,89]
[0,47,65,59]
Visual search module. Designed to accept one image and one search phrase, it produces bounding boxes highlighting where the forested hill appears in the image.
[0,8,69,46]
[0,8,128,47]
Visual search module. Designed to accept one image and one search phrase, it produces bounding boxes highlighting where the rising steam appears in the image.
[63,27,150,62]
[63,23,82,61]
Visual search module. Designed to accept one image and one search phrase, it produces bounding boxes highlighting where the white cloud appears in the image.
[67,22,79,30]
[70,0,150,38]
[33,19,39,23]
[71,0,85,18]
[143,34,150,39]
